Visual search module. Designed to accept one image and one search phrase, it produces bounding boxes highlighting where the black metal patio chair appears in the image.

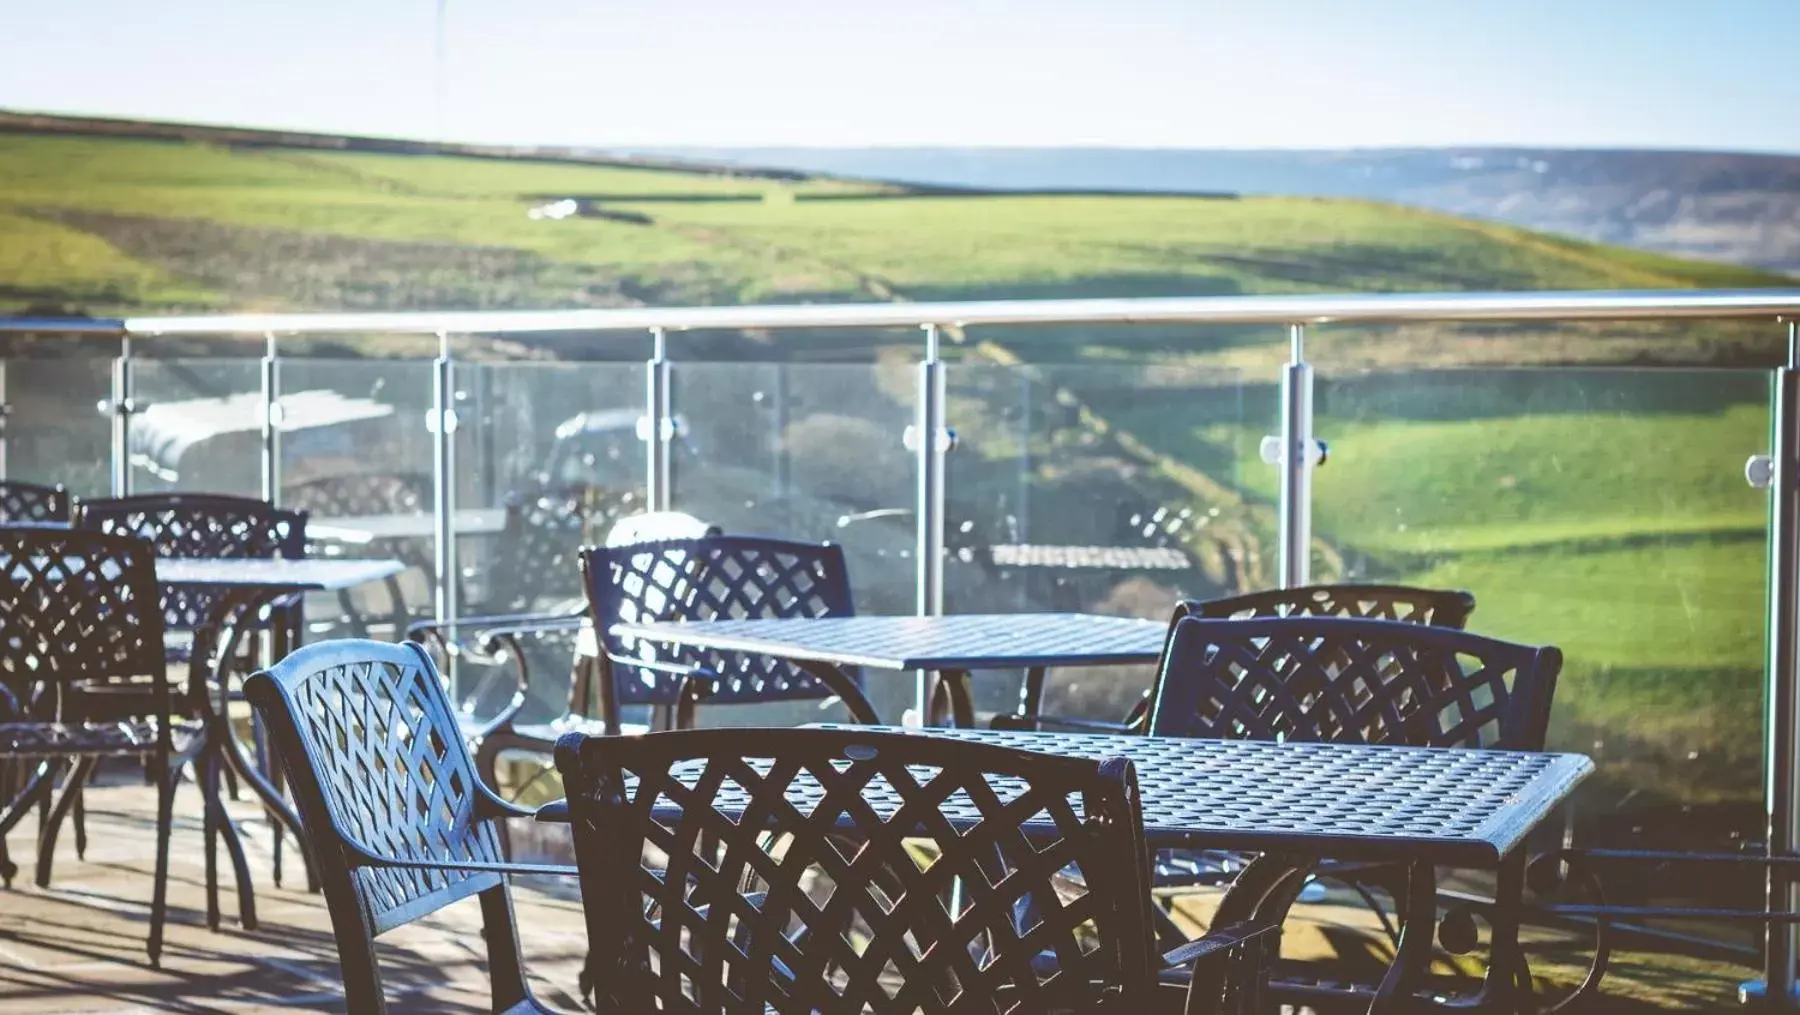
[400,486,644,750]
[1147,615,1561,1010]
[0,481,72,871]
[578,534,878,732]
[998,582,1477,734]
[477,484,644,615]
[553,725,1279,1014]
[0,479,71,523]
[410,509,718,805]
[76,493,308,879]
[78,492,310,667]
[244,639,577,1014]
[0,527,212,965]
[283,471,433,635]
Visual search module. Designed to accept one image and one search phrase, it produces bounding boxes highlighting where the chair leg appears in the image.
[222,754,241,802]
[201,749,222,931]
[36,757,94,888]
[73,765,90,860]
[35,759,53,837]
[267,746,286,888]
[148,762,178,967]
[0,764,56,889]
[200,741,257,930]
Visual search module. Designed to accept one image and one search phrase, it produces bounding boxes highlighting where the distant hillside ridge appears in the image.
[657,146,1800,276]
[0,108,818,183]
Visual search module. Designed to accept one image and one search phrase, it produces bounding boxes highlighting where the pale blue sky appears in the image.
[2,0,1797,152]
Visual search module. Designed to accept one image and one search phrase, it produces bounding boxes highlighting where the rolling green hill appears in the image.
[0,132,1787,330]
[1,125,1791,823]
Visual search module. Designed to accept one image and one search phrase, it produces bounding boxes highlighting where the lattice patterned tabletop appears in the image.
[609,613,1169,671]
[154,557,405,591]
[565,725,1591,866]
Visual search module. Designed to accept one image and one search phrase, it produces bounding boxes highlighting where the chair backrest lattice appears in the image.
[484,484,644,612]
[77,493,307,632]
[245,639,534,1013]
[556,726,1162,1014]
[0,480,71,524]
[1192,583,1475,629]
[0,527,169,722]
[282,472,431,518]
[1149,616,1561,751]
[283,471,434,572]
[580,535,856,707]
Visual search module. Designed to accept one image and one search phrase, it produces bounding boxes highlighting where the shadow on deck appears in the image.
[0,777,587,1013]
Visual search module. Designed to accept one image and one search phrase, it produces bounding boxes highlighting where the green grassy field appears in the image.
[2,131,1788,323]
[1,127,1791,823]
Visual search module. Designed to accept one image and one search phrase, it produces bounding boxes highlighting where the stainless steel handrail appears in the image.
[90,287,1800,335]
[0,317,125,335]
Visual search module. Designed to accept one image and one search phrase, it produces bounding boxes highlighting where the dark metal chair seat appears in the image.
[0,718,205,756]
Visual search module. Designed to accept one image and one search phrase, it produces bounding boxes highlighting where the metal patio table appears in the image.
[306,507,507,544]
[543,725,1590,1013]
[609,612,1169,727]
[157,556,405,927]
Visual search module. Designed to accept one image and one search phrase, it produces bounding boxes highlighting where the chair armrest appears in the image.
[474,782,541,821]
[605,653,716,685]
[535,799,570,823]
[341,836,577,878]
[990,712,1142,735]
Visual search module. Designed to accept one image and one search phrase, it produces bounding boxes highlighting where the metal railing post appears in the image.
[1753,322,1800,1008]
[260,332,281,504]
[646,327,672,511]
[915,323,948,721]
[109,335,134,496]
[1278,323,1314,588]
[431,331,459,681]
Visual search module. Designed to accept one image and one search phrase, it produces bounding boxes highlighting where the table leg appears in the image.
[926,669,976,728]
[1185,851,1318,1008]
[201,725,258,930]
[1370,861,1438,1015]
[198,589,317,896]
[1016,666,1048,724]
[1479,853,1532,1014]
[793,660,882,725]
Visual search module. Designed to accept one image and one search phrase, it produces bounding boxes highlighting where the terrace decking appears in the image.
[0,772,589,1013]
